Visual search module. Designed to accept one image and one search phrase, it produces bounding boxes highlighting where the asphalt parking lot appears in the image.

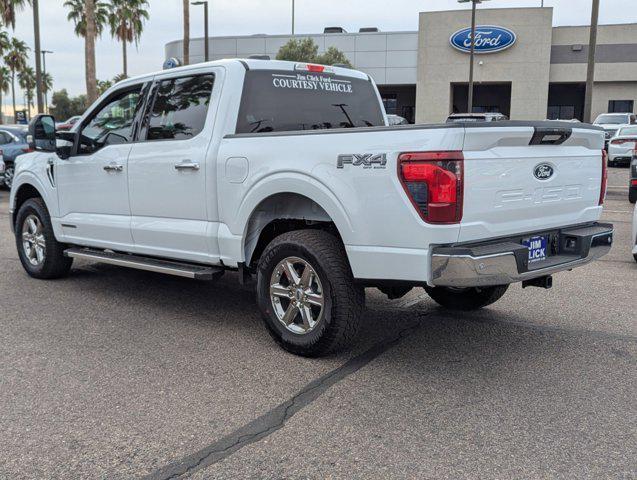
[0,167,635,479]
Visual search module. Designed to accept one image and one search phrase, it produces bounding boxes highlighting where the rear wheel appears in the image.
[15,198,73,279]
[256,230,364,357]
[424,285,509,311]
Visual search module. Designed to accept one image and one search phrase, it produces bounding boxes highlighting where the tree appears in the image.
[182,0,189,65]
[0,65,10,123]
[41,70,52,112]
[49,89,87,120]
[97,78,112,95]
[316,47,352,68]
[3,36,28,119]
[65,0,108,104]
[18,64,35,118]
[64,0,109,37]
[0,0,29,30]
[112,72,127,83]
[276,38,318,63]
[276,39,352,67]
[108,0,149,77]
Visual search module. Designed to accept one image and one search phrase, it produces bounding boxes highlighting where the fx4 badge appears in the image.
[337,153,387,169]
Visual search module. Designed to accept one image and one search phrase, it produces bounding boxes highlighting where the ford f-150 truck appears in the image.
[10,59,613,356]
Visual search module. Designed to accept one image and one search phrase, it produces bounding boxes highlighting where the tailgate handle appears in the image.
[529,127,572,146]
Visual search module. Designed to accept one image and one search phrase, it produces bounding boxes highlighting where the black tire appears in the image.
[15,198,73,279]
[629,187,637,204]
[424,284,509,311]
[634,254,637,263]
[256,229,364,357]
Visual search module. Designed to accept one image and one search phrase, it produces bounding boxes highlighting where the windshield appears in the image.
[595,114,629,125]
[236,70,385,134]
[619,126,637,136]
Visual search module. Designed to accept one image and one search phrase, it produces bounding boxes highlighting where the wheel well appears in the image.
[245,193,342,268]
[13,184,42,227]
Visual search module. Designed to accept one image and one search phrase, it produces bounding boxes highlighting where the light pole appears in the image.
[41,50,53,113]
[458,0,490,114]
[192,1,209,62]
[583,0,600,123]
[292,0,295,35]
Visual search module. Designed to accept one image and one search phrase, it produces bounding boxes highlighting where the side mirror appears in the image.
[27,114,57,153]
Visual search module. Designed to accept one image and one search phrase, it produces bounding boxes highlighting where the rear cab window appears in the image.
[236,69,385,134]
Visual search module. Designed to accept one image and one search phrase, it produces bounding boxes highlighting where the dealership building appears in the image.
[165,7,637,124]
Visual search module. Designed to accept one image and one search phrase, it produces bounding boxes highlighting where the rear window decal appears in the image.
[272,73,353,93]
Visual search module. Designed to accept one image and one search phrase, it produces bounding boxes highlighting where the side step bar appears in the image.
[64,248,224,281]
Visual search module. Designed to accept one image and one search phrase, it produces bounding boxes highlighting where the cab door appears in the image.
[127,68,222,264]
[56,83,148,250]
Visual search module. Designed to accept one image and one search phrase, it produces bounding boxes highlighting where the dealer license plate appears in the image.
[523,235,548,264]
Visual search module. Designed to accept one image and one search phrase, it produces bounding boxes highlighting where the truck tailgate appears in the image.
[459,124,605,242]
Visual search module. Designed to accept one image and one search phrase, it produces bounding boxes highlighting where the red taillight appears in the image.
[599,149,608,205]
[631,179,637,186]
[22,147,33,153]
[399,151,464,224]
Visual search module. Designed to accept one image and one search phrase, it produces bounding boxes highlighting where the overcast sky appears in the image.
[7,0,637,100]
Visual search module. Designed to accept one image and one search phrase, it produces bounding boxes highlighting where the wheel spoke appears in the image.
[299,265,313,289]
[299,306,313,331]
[35,235,46,248]
[270,283,290,298]
[282,260,301,285]
[281,304,299,325]
[27,217,37,234]
[305,293,324,307]
[35,246,44,264]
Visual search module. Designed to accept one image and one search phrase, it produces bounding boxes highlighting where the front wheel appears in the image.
[424,285,509,311]
[3,164,14,190]
[256,230,364,357]
[15,198,73,279]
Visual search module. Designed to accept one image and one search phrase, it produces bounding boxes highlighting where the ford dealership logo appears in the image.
[534,163,555,180]
[450,26,517,54]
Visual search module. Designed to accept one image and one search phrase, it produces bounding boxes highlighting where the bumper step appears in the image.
[64,248,224,281]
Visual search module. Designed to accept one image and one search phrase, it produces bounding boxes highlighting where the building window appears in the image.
[608,100,634,113]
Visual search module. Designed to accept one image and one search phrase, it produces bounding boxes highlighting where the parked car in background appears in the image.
[632,203,637,262]
[0,125,30,190]
[608,125,637,167]
[630,151,637,204]
[387,114,409,126]
[593,113,637,149]
[446,112,508,123]
[0,155,5,178]
[56,116,81,131]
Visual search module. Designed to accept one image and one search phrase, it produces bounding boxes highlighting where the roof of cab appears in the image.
[114,58,369,89]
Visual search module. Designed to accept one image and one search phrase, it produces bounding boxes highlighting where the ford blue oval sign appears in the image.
[450,25,517,54]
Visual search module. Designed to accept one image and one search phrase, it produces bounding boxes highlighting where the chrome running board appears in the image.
[64,248,224,281]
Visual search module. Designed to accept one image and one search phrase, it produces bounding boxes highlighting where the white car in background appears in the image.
[593,113,637,149]
[608,125,637,167]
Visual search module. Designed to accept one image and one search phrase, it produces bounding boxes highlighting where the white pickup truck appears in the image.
[11,59,613,356]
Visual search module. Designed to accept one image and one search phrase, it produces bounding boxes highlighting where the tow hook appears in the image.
[522,275,553,289]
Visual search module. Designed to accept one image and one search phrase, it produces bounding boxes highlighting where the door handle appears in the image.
[103,164,124,173]
[174,161,200,171]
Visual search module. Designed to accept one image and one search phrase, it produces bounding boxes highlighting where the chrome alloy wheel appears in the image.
[270,256,325,334]
[22,214,46,266]
[3,166,14,189]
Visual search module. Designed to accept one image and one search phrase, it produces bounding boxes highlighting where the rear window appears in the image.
[595,114,629,125]
[236,70,384,134]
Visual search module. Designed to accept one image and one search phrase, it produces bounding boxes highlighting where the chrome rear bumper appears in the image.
[431,223,614,288]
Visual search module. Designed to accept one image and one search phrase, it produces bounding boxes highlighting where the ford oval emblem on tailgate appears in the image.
[534,163,554,180]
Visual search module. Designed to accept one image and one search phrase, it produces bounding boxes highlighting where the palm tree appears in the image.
[0,65,10,124]
[64,0,109,37]
[18,64,35,118]
[3,36,28,120]
[183,0,189,65]
[64,0,108,104]
[0,0,29,30]
[108,0,149,77]
[41,70,51,112]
